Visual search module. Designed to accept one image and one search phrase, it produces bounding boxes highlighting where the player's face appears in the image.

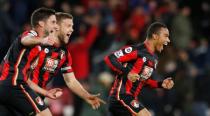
[44,15,58,34]
[58,18,74,44]
[155,28,170,53]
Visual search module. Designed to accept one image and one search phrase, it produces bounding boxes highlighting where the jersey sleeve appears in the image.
[104,46,138,74]
[145,79,162,88]
[19,30,38,46]
[61,50,73,74]
[20,30,38,40]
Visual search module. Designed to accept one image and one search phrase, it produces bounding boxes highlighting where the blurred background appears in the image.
[0,0,210,116]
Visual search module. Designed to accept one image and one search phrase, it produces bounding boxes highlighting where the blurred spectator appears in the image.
[42,0,56,8]
[174,49,196,116]
[199,2,210,38]
[10,0,28,27]
[0,0,18,62]
[157,0,178,27]
[128,6,147,41]
[92,21,124,73]
[59,0,72,13]
[67,12,100,116]
[171,5,193,49]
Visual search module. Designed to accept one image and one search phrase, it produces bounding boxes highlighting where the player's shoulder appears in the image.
[136,44,153,57]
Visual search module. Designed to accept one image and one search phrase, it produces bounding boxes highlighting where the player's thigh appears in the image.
[108,102,132,116]
[36,108,52,116]
[0,86,19,116]
[118,95,145,116]
[10,84,49,116]
[136,108,151,116]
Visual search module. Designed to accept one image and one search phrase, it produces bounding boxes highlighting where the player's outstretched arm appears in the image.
[63,72,106,110]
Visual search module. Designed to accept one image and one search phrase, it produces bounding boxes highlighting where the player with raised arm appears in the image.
[27,12,105,110]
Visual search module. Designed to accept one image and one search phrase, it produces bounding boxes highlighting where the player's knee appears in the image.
[36,108,52,116]
[137,108,151,116]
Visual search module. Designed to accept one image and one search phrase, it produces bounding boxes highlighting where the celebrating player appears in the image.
[0,7,59,116]
[104,22,174,116]
[27,12,105,111]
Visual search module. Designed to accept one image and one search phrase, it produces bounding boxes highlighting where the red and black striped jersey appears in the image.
[30,45,73,89]
[104,43,162,99]
[0,30,41,86]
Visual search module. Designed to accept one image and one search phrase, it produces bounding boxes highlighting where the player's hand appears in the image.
[128,72,140,82]
[85,93,106,110]
[46,88,63,99]
[41,31,56,46]
[162,77,174,89]
[41,37,55,46]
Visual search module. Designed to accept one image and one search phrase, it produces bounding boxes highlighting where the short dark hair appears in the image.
[31,7,56,28]
[55,12,73,23]
[146,22,167,39]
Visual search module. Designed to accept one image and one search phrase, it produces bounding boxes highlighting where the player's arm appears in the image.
[145,79,162,88]
[21,31,54,47]
[27,79,48,95]
[104,46,138,74]
[26,79,62,99]
[63,72,106,109]
[145,78,174,89]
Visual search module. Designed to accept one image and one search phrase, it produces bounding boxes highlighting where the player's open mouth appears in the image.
[66,33,71,37]
[163,42,168,46]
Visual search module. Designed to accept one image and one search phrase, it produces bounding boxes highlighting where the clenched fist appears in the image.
[162,78,174,89]
[128,72,140,82]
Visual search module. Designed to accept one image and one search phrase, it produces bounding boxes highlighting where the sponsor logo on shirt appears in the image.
[43,58,59,72]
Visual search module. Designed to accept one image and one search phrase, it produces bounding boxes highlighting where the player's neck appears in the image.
[144,39,155,53]
[54,37,62,47]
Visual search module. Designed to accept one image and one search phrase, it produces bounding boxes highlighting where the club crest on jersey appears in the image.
[35,97,44,106]
[125,47,132,53]
[114,50,124,58]
[43,58,59,72]
[130,100,140,108]
[140,66,153,80]
[143,57,147,62]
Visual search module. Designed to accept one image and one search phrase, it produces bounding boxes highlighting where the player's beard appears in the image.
[43,30,49,37]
